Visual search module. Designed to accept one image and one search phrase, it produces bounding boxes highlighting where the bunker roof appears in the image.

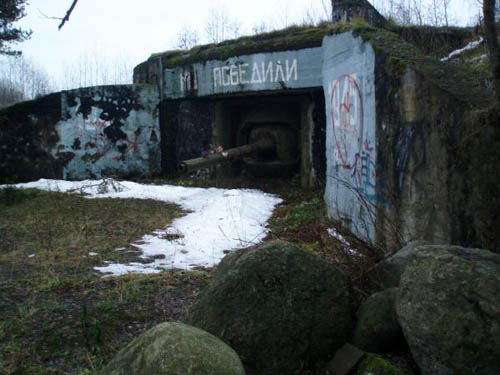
[137,21,489,108]
[150,23,334,68]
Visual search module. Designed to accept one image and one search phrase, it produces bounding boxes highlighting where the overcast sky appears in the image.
[12,0,479,91]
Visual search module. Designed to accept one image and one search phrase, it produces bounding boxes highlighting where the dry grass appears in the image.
[0,187,210,374]
[0,179,383,374]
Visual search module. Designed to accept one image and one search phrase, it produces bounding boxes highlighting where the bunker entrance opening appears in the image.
[211,93,317,180]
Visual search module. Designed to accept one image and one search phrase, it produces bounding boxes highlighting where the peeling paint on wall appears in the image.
[53,85,160,179]
[323,33,377,243]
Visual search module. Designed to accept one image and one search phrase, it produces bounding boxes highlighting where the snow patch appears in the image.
[327,227,360,256]
[8,179,282,276]
[441,37,484,62]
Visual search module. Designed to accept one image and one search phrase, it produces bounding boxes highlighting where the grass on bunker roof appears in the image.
[0,178,382,374]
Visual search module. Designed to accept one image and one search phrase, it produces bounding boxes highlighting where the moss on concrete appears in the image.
[156,23,334,68]
[144,20,488,109]
[345,21,490,108]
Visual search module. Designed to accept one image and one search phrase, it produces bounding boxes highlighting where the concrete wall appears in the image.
[55,85,160,179]
[3,28,497,253]
[375,62,500,252]
[322,32,377,242]
[0,93,63,183]
[0,84,160,182]
[165,48,323,99]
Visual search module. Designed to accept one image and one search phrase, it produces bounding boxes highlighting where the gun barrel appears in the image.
[177,138,275,174]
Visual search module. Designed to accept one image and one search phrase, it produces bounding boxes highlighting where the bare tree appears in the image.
[303,0,332,25]
[204,5,241,44]
[251,21,273,35]
[176,26,200,50]
[483,0,500,101]
[372,0,454,26]
[0,77,24,108]
[60,49,133,90]
[412,0,425,25]
[0,55,52,107]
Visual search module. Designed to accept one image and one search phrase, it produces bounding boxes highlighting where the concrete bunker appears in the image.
[141,27,330,186]
[2,20,499,253]
[203,92,324,182]
[165,91,326,185]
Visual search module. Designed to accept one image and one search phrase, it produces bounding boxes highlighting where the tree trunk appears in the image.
[483,0,500,103]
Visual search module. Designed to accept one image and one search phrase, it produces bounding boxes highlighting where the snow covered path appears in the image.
[8,179,282,276]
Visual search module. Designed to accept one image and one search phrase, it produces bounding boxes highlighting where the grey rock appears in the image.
[352,287,405,352]
[185,240,354,375]
[325,343,365,375]
[396,245,500,375]
[371,240,429,289]
[99,322,245,375]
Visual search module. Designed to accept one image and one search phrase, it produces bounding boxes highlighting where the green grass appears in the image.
[0,180,383,374]
[0,187,210,374]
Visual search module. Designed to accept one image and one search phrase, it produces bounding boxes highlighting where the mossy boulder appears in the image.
[396,245,500,375]
[352,287,405,352]
[369,241,429,289]
[99,322,245,375]
[355,353,409,375]
[185,240,354,374]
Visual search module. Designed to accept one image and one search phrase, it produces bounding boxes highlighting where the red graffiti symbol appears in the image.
[329,74,364,170]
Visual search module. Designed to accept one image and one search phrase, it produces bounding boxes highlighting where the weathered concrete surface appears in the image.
[134,25,331,87]
[0,93,62,183]
[0,85,160,182]
[323,32,377,243]
[3,24,498,254]
[332,0,387,28]
[166,47,323,99]
[372,30,499,251]
[56,85,160,179]
[140,27,499,252]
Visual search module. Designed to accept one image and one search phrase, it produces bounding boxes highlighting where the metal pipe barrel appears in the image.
[177,138,275,174]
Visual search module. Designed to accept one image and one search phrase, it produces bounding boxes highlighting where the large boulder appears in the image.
[352,287,405,352]
[396,245,500,375]
[185,240,354,374]
[369,240,429,289]
[99,322,245,375]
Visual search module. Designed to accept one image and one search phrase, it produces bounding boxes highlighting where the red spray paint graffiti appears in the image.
[330,74,376,201]
[75,118,141,162]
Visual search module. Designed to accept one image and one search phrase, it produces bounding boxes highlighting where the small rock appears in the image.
[99,322,244,375]
[352,287,404,352]
[325,343,364,375]
[355,353,409,375]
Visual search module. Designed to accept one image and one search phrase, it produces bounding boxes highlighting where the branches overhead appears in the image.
[58,0,79,30]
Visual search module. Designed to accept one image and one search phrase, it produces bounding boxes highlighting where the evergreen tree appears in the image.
[0,0,31,56]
